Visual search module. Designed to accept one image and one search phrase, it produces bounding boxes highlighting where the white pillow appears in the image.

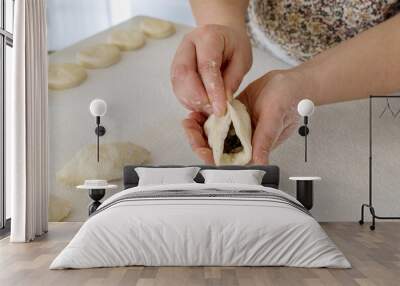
[200,169,266,185]
[135,167,200,186]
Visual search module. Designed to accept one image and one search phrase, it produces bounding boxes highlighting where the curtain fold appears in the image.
[9,0,49,242]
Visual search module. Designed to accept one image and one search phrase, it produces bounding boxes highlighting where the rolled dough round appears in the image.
[108,29,145,51]
[139,17,175,39]
[77,44,121,69]
[48,63,88,91]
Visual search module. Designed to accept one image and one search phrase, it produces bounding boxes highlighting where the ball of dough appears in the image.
[77,44,121,69]
[140,17,175,38]
[48,63,87,91]
[49,194,72,222]
[108,29,145,51]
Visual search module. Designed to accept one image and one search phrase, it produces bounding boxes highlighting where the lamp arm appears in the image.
[304,116,308,162]
[305,128,307,162]
[96,116,100,162]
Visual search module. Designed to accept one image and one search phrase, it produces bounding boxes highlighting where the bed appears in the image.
[50,165,350,269]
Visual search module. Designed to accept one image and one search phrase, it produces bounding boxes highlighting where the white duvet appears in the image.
[50,183,350,269]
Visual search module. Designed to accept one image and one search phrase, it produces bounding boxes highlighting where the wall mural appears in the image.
[47,1,400,223]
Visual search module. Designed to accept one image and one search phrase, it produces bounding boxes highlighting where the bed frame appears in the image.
[123,165,280,189]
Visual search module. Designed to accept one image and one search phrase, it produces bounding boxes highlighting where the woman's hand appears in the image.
[182,70,316,164]
[170,24,252,116]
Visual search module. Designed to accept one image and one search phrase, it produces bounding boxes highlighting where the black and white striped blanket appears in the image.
[91,189,310,217]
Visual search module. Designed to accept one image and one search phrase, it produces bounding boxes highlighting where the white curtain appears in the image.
[8,0,49,242]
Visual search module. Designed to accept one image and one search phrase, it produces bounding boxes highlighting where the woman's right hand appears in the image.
[182,70,314,165]
[170,24,252,116]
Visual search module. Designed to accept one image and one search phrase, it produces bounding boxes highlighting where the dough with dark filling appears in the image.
[204,99,252,165]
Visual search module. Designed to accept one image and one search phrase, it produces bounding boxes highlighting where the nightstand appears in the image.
[289,177,321,210]
[77,180,117,215]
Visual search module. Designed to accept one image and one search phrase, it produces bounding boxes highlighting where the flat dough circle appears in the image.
[140,17,175,38]
[48,63,87,90]
[77,44,121,69]
[108,30,145,51]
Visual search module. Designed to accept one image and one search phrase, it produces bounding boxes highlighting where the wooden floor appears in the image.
[0,222,399,286]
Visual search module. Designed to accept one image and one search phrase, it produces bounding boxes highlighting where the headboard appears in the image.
[123,165,280,189]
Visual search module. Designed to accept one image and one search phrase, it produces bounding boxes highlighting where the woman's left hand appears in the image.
[182,69,316,164]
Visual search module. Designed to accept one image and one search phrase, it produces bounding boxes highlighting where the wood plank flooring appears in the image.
[0,222,399,286]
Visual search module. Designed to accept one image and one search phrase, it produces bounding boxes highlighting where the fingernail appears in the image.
[213,104,225,117]
[226,90,233,101]
[204,104,213,114]
[187,132,196,145]
[198,148,209,155]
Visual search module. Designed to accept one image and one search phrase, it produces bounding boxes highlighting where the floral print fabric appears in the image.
[248,0,400,62]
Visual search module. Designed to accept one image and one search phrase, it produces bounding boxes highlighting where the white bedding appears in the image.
[50,183,351,269]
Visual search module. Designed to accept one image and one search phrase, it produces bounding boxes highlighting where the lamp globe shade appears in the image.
[297,99,314,116]
[89,99,107,117]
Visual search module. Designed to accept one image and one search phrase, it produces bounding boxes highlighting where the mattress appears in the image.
[50,183,351,269]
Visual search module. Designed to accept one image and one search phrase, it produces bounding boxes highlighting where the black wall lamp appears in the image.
[89,99,107,162]
[297,99,315,162]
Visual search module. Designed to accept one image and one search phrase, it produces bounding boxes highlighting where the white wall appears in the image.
[47,0,195,51]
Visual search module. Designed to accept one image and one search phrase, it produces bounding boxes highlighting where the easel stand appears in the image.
[359,96,400,230]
